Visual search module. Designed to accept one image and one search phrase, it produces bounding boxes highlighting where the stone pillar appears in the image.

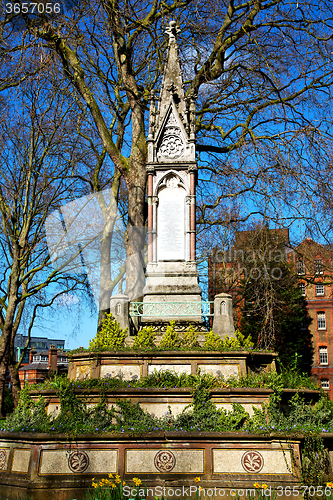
[147,172,154,263]
[185,196,191,261]
[190,170,196,261]
[152,196,158,262]
[212,293,236,339]
[110,294,130,332]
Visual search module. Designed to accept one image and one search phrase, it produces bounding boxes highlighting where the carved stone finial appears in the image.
[165,21,180,44]
[148,91,157,138]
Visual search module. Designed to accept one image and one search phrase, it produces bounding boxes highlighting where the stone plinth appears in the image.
[68,350,279,382]
[142,261,202,322]
[0,431,304,500]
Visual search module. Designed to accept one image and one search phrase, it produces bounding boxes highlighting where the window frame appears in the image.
[316,284,325,296]
[315,259,324,275]
[321,379,330,390]
[319,346,328,365]
[296,260,305,275]
[317,311,327,330]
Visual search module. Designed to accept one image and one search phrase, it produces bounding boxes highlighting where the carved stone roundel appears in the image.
[0,450,6,470]
[241,451,264,473]
[68,450,90,473]
[154,450,176,472]
[159,134,184,159]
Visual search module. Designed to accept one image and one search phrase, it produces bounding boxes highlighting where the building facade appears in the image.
[208,231,333,397]
[18,345,69,386]
[14,335,65,364]
[295,238,333,397]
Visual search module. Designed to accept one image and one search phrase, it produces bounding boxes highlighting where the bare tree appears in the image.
[0,72,92,413]
[23,0,333,281]
[1,1,333,322]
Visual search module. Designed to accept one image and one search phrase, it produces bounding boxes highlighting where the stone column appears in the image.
[189,170,196,261]
[147,171,154,263]
[185,196,191,261]
[152,196,158,262]
[212,293,236,339]
[110,294,130,332]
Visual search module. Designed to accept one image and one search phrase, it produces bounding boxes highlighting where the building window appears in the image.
[319,346,328,365]
[296,260,305,275]
[316,284,325,296]
[317,311,326,330]
[298,283,306,296]
[321,379,330,390]
[315,259,323,275]
[56,344,64,349]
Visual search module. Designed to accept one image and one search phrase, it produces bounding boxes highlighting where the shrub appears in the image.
[235,329,254,349]
[133,326,156,349]
[203,328,254,351]
[159,320,181,349]
[2,384,51,431]
[181,324,200,348]
[89,313,127,351]
[203,330,223,350]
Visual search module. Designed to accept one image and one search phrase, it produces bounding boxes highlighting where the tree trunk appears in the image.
[124,171,147,301]
[8,361,20,408]
[0,347,9,417]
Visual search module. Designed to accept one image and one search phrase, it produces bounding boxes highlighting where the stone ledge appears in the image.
[0,431,307,499]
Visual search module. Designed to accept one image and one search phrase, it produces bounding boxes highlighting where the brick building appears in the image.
[14,335,65,365]
[18,345,69,386]
[295,238,333,396]
[208,230,333,397]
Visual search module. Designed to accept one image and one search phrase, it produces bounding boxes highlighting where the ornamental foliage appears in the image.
[89,313,127,351]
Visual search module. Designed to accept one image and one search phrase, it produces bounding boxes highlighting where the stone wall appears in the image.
[0,432,303,500]
[68,350,278,381]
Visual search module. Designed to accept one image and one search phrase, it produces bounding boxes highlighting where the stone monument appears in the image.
[142,21,202,323]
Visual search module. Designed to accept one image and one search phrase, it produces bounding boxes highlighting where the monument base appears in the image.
[142,261,202,322]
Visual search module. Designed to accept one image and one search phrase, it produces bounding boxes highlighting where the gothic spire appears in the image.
[147,21,196,164]
[158,21,187,126]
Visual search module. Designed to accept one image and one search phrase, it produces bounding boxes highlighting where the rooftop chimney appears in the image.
[29,348,37,364]
[48,344,58,373]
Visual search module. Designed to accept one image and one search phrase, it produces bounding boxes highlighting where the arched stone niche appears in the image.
[220,301,226,315]
[153,171,190,262]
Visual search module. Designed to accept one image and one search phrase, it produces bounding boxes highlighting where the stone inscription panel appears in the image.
[75,365,91,381]
[12,449,31,473]
[100,364,141,380]
[213,449,292,475]
[139,403,189,418]
[148,364,191,376]
[158,186,185,261]
[126,449,204,474]
[39,449,118,475]
[0,448,9,472]
[198,364,239,379]
[47,403,61,417]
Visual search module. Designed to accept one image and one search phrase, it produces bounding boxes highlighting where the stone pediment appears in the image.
[155,102,195,163]
[147,21,196,166]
